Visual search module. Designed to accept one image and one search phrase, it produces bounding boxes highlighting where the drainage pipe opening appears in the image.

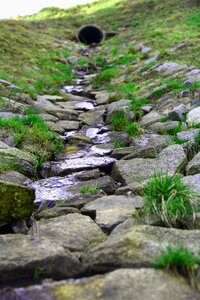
[77,25,104,45]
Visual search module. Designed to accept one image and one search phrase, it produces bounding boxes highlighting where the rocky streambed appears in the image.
[0,45,200,299]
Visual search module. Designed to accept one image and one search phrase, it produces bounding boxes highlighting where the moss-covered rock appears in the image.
[0,180,35,223]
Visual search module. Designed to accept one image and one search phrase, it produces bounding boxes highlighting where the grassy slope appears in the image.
[0,0,199,98]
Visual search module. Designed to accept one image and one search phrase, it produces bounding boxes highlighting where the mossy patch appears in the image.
[0,180,35,223]
[54,277,105,300]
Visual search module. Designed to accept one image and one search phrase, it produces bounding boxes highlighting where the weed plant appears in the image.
[80,184,100,194]
[111,111,129,131]
[114,138,127,148]
[155,246,200,289]
[125,122,142,137]
[143,173,197,228]
[0,115,64,167]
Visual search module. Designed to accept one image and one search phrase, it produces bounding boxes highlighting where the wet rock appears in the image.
[168,104,187,121]
[83,225,200,273]
[62,190,106,209]
[81,195,136,231]
[186,151,200,175]
[42,156,115,177]
[0,171,31,185]
[0,234,82,283]
[13,268,199,300]
[56,101,94,111]
[112,145,187,185]
[69,176,116,195]
[91,145,113,156]
[36,214,105,254]
[75,169,100,181]
[0,180,35,223]
[187,107,200,126]
[29,175,77,204]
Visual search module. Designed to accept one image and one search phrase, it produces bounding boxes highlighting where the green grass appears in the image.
[155,245,200,289]
[125,122,142,137]
[114,138,127,148]
[80,184,101,194]
[0,115,64,167]
[92,67,121,89]
[111,111,129,131]
[0,160,22,174]
[143,173,197,228]
[130,97,149,120]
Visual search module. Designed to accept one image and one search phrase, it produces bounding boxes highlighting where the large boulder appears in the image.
[35,214,105,254]
[82,225,200,273]
[0,214,105,283]
[0,234,82,283]
[0,180,35,223]
[112,145,187,185]
[10,268,199,300]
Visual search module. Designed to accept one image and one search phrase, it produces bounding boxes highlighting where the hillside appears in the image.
[0,0,200,299]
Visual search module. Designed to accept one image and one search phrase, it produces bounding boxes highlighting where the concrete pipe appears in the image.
[77,24,104,45]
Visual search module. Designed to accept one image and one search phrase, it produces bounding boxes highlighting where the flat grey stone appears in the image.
[37,214,105,253]
[42,156,116,177]
[112,145,187,185]
[82,195,137,231]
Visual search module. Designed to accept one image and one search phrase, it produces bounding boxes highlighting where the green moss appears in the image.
[0,180,35,222]
[54,277,105,300]
[0,115,64,165]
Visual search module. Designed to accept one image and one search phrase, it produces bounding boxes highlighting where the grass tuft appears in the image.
[155,245,200,289]
[143,173,197,228]
[80,184,101,194]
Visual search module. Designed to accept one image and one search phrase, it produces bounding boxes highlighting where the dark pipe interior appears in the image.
[78,25,104,45]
